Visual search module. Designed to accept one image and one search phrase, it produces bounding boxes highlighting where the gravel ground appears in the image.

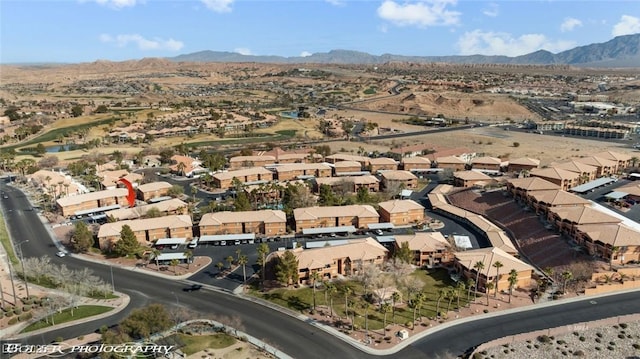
[480,321,640,359]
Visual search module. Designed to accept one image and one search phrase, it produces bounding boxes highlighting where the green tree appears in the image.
[473,261,485,296]
[456,281,466,310]
[184,250,194,269]
[507,269,518,303]
[380,302,392,334]
[35,143,46,157]
[238,254,248,284]
[170,259,179,274]
[561,270,573,294]
[485,282,494,306]
[435,288,446,319]
[356,186,371,203]
[216,261,224,273]
[119,303,172,340]
[391,291,401,324]
[71,105,84,117]
[144,207,163,218]
[325,282,337,317]
[318,184,337,206]
[466,278,475,304]
[226,255,234,269]
[167,185,184,198]
[275,250,299,287]
[114,225,142,257]
[394,242,413,264]
[412,291,426,329]
[95,104,109,113]
[71,221,94,253]
[309,271,321,311]
[234,191,251,211]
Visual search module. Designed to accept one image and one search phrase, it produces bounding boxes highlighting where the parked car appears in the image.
[183,284,203,292]
[375,229,384,236]
[56,251,67,258]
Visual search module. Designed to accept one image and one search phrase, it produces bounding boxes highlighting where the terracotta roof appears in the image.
[380,170,418,180]
[576,223,640,247]
[394,232,449,252]
[530,167,580,181]
[97,215,192,238]
[137,181,172,193]
[454,247,535,275]
[213,167,273,181]
[453,170,493,181]
[378,199,424,214]
[369,157,398,165]
[470,156,502,165]
[290,237,388,270]
[401,156,431,164]
[593,151,631,162]
[506,177,561,191]
[529,189,590,206]
[105,198,187,220]
[315,175,379,186]
[436,156,466,164]
[229,155,276,163]
[549,206,621,225]
[575,156,617,168]
[293,205,379,221]
[334,161,362,168]
[57,188,129,207]
[465,215,517,253]
[275,163,331,172]
[325,154,371,165]
[552,160,598,174]
[508,157,541,167]
[199,210,286,226]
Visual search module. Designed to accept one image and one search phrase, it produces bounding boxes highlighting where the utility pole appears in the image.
[17,240,30,298]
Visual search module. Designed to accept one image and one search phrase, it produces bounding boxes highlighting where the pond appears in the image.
[280,111,299,119]
[45,144,78,153]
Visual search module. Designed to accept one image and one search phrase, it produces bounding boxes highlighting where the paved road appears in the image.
[3,181,640,358]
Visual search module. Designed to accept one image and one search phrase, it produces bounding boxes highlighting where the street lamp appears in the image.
[17,240,29,298]
[171,291,180,306]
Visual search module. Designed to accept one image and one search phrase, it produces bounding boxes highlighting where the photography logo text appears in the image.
[2,342,174,357]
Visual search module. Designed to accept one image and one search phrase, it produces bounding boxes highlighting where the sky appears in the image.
[1,0,639,63]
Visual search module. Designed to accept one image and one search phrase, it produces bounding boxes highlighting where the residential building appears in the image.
[378,199,425,225]
[505,177,561,201]
[137,181,172,201]
[547,206,621,237]
[575,223,640,264]
[470,157,502,171]
[275,163,332,181]
[27,170,81,198]
[275,238,388,284]
[170,155,204,177]
[212,167,274,189]
[435,156,467,171]
[380,170,419,190]
[454,247,534,292]
[552,161,598,183]
[199,210,286,237]
[229,155,276,170]
[593,151,632,170]
[97,214,193,250]
[507,157,540,173]
[526,189,590,216]
[325,154,371,167]
[314,175,380,193]
[530,167,581,191]
[575,156,618,177]
[333,161,364,176]
[401,156,432,171]
[394,232,452,267]
[293,205,380,231]
[368,157,399,173]
[453,171,495,188]
[57,188,130,217]
[98,170,143,190]
[104,198,188,220]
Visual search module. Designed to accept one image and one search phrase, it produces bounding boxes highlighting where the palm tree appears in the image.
[631,156,638,168]
[456,282,466,310]
[326,282,337,317]
[225,255,234,269]
[380,302,391,334]
[446,288,455,313]
[412,291,426,329]
[391,291,401,324]
[610,246,620,270]
[309,271,321,311]
[561,270,573,294]
[238,255,248,284]
[492,261,504,297]
[485,282,494,306]
[343,286,352,321]
[176,162,186,176]
[184,250,193,269]
[151,248,161,268]
[473,261,485,297]
[216,261,224,273]
[466,278,475,304]
[170,259,179,274]
[435,288,446,319]
[507,269,518,303]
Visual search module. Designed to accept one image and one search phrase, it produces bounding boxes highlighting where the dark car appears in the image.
[183,284,203,292]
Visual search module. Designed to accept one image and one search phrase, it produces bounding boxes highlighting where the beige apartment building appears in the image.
[507,157,540,173]
[380,170,418,190]
[293,205,380,231]
[378,199,425,225]
[212,167,274,189]
[333,161,364,175]
[575,223,640,264]
[401,156,432,171]
[575,156,618,177]
[325,154,371,167]
[453,171,494,188]
[97,214,193,250]
[470,156,502,171]
[368,157,398,173]
[435,156,467,171]
[229,155,276,170]
[394,232,452,267]
[593,151,631,170]
[530,167,581,191]
[57,188,130,217]
[275,163,332,181]
[136,181,172,201]
[314,176,380,193]
[199,210,286,237]
[552,161,598,183]
[104,198,188,221]
[526,189,590,216]
[454,247,535,292]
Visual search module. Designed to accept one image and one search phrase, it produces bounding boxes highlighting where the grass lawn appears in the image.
[22,305,113,333]
[177,333,237,355]
[0,212,18,265]
[251,268,472,331]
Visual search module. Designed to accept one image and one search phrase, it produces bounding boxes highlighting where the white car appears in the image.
[375,229,384,236]
[56,251,67,258]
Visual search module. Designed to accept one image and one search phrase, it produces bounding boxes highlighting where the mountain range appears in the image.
[169,33,640,68]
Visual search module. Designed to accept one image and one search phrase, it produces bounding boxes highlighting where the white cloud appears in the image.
[612,15,640,37]
[325,0,345,6]
[456,30,576,56]
[234,48,252,55]
[300,51,312,57]
[377,0,461,27]
[201,0,234,13]
[560,17,582,32]
[482,3,498,17]
[86,0,138,9]
[100,34,184,51]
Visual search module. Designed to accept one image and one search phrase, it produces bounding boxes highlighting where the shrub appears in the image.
[573,350,585,356]
[513,142,520,148]
[5,311,14,318]
[619,334,626,339]
[573,331,579,336]
[55,337,63,343]
[18,313,32,322]
[483,309,489,313]
[8,317,18,325]
[607,346,615,351]
[23,305,31,312]
[632,343,640,349]
[596,332,603,338]
[595,338,602,343]
[579,336,585,342]
[620,323,628,329]
[557,340,565,345]
[595,347,601,351]
[538,335,552,343]
[609,341,616,346]
[14,308,22,315]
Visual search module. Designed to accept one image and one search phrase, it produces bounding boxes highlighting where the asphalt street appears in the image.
[2,181,640,358]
